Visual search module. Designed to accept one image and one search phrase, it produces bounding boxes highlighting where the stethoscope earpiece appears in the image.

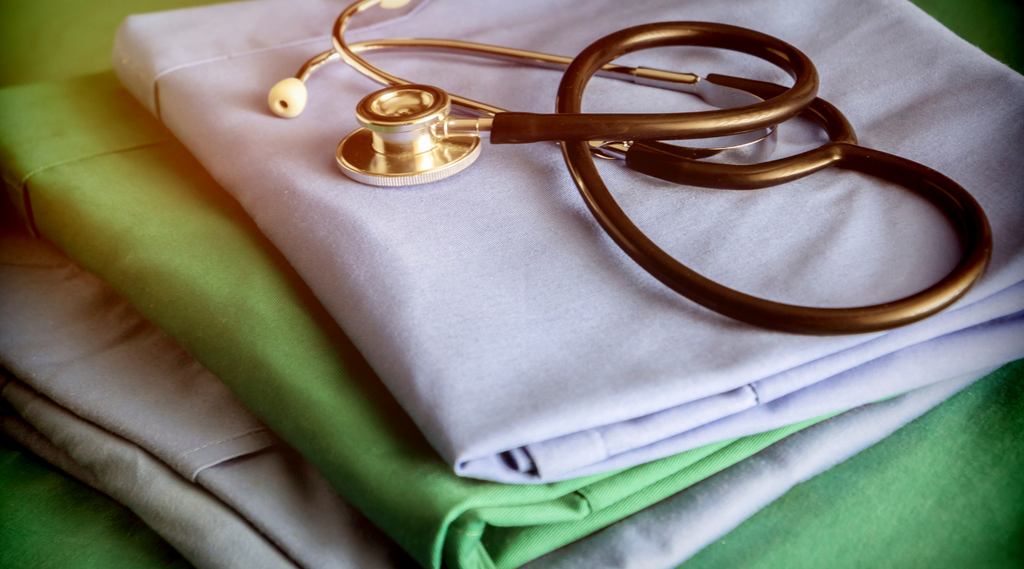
[268,77,307,118]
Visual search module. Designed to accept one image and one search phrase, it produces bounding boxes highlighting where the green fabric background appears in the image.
[0,0,214,87]
[0,1,1020,568]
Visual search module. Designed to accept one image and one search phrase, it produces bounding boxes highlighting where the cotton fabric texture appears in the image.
[0,231,410,569]
[0,222,998,569]
[0,71,825,569]
[680,359,1024,569]
[113,0,1024,484]
[523,369,991,569]
[3,0,1023,566]
[0,66,1020,569]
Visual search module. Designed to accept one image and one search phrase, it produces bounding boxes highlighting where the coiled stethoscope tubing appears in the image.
[325,0,820,143]
[556,27,991,334]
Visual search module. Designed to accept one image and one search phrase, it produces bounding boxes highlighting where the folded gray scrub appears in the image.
[112,0,1024,483]
[0,229,1002,569]
[0,232,411,569]
[0,380,299,569]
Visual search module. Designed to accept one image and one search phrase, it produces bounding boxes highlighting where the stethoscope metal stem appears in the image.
[297,40,705,109]
[287,40,776,160]
[325,0,814,144]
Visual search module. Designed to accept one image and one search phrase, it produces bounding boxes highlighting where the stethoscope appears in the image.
[268,0,991,336]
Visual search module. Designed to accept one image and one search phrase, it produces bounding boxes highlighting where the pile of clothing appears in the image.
[1,0,1022,568]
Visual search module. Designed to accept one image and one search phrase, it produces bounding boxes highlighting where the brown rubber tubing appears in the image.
[490,22,818,144]
[556,26,991,334]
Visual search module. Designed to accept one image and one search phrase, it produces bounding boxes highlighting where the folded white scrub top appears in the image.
[114,0,1024,482]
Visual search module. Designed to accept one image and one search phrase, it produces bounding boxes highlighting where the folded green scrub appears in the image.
[0,71,833,569]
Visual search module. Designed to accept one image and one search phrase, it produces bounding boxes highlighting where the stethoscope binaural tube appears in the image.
[490,22,819,144]
[274,38,780,163]
[624,76,860,187]
[558,44,992,334]
[326,0,818,143]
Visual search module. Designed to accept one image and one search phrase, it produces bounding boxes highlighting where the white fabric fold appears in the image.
[522,370,990,569]
[113,0,1024,482]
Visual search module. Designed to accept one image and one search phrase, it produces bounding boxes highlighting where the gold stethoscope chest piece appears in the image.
[336,85,482,186]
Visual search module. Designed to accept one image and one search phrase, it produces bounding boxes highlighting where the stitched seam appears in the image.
[151,35,329,119]
[17,139,172,190]
[748,382,762,405]
[151,34,327,121]
[2,174,38,236]
[1,171,21,193]
[22,179,37,237]
[151,34,330,85]
[12,139,171,235]
[174,426,271,463]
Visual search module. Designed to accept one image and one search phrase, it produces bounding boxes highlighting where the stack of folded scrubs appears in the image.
[1,0,1022,568]
[2,222,999,569]
[112,0,1024,483]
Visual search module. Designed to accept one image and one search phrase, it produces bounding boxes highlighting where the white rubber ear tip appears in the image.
[268,78,307,118]
[380,0,412,8]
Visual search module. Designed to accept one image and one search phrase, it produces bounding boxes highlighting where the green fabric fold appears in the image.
[0,71,830,569]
